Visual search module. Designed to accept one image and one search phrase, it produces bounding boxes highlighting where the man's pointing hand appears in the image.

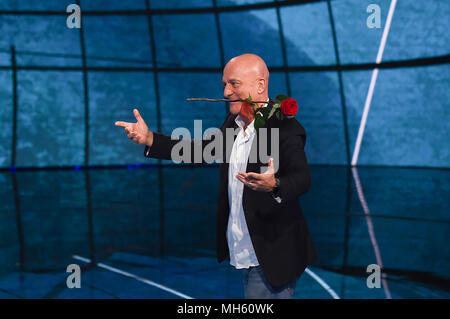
[115,109,153,146]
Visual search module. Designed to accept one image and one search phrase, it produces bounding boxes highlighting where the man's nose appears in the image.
[223,85,233,98]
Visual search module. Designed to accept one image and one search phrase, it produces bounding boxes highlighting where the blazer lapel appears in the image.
[245,99,274,173]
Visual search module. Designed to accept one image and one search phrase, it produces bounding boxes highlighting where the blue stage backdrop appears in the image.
[0,0,448,168]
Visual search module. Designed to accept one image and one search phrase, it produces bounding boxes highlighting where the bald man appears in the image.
[115,53,316,299]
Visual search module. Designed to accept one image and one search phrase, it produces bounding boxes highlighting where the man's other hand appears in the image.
[236,158,276,192]
[115,109,153,146]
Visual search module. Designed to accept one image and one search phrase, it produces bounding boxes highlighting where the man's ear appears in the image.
[257,78,266,94]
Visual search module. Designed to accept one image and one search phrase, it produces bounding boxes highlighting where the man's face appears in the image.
[222,62,258,115]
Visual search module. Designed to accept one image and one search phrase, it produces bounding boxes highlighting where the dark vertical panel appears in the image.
[326,0,350,165]
[212,0,228,114]
[341,166,352,298]
[76,0,96,265]
[327,1,352,295]
[85,169,96,264]
[274,0,291,96]
[10,46,17,168]
[11,173,24,271]
[146,0,165,256]
[75,0,89,167]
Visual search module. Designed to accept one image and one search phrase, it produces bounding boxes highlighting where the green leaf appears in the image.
[275,94,290,102]
[254,113,265,130]
[275,109,283,120]
[258,106,270,118]
[268,103,280,119]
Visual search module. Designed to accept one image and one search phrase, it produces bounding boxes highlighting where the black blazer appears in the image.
[144,100,317,288]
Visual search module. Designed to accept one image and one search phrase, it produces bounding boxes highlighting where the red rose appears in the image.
[281,98,298,116]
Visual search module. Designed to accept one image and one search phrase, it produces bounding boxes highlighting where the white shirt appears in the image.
[226,99,269,269]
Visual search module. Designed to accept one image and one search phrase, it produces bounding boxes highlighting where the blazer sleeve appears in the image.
[277,126,311,202]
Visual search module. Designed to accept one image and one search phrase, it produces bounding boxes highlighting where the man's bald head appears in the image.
[222,53,270,114]
[225,54,269,84]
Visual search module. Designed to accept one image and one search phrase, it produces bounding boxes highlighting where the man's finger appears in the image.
[236,175,248,184]
[237,172,248,180]
[115,121,130,128]
[237,175,254,188]
[238,171,256,180]
[134,109,144,123]
[247,181,258,190]
[263,158,275,174]
[246,172,262,180]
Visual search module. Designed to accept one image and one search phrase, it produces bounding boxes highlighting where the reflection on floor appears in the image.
[0,165,449,298]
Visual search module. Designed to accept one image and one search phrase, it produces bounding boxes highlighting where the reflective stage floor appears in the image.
[0,165,449,299]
